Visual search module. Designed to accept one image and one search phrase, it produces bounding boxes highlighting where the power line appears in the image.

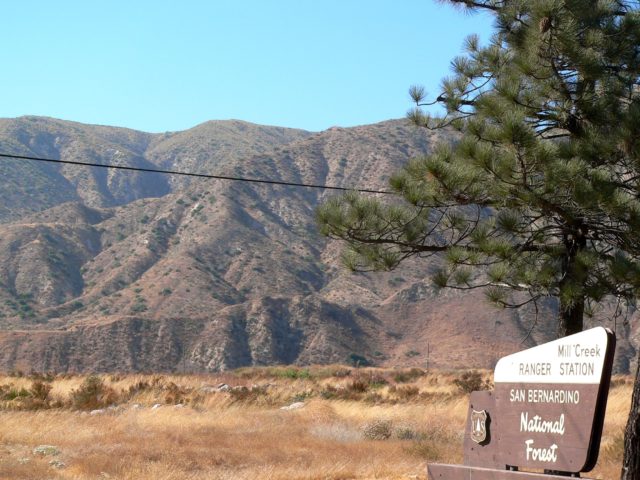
[0,152,394,195]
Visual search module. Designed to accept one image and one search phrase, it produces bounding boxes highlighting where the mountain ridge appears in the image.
[0,116,636,373]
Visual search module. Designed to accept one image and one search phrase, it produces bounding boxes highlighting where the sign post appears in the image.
[428,327,616,479]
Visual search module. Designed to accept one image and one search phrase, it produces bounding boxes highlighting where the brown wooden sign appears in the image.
[493,327,615,472]
[429,327,616,479]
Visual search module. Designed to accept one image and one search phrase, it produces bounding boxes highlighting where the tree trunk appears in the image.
[621,354,640,480]
[557,226,586,338]
[557,296,584,338]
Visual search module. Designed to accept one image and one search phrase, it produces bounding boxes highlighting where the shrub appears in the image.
[70,376,117,410]
[164,382,189,404]
[320,385,338,400]
[4,387,30,400]
[319,385,362,401]
[367,374,389,388]
[30,380,52,402]
[347,378,370,394]
[347,354,371,367]
[127,379,152,398]
[395,424,420,440]
[363,419,393,440]
[274,368,311,380]
[453,370,492,394]
[331,368,351,378]
[228,385,269,404]
[0,379,53,410]
[289,391,313,403]
[394,385,420,400]
[363,392,384,404]
[393,368,426,383]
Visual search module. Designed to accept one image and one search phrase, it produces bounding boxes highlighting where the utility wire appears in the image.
[0,152,394,195]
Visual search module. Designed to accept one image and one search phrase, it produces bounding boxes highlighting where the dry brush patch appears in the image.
[0,368,631,480]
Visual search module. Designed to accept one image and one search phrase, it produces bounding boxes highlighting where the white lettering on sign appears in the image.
[520,413,565,435]
[495,327,609,384]
[557,343,602,358]
[527,389,580,404]
[518,362,551,375]
[525,440,559,462]
[508,388,581,404]
[510,389,526,402]
[559,362,595,376]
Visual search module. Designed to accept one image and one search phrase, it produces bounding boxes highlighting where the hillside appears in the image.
[0,116,637,373]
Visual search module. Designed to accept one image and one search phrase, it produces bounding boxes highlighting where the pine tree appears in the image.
[316,1,640,477]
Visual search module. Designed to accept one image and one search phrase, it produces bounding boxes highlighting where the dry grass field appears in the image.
[0,367,632,480]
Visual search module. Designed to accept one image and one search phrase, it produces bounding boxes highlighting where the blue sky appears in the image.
[3,1,493,133]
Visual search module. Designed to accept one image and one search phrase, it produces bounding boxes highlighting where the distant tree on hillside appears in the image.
[317,1,640,477]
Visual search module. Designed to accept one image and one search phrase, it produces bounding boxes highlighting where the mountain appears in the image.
[0,116,637,373]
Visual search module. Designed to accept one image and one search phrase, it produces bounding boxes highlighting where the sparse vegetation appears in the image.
[0,367,630,478]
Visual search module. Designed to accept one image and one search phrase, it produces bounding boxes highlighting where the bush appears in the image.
[228,385,269,404]
[70,376,117,410]
[164,382,189,404]
[394,385,420,400]
[320,385,338,400]
[393,368,425,383]
[331,368,352,378]
[319,384,362,401]
[363,392,384,404]
[14,380,53,410]
[363,419,393,440]
[453,370,492,394]
[127,379,152,398]
[347,378,370,393]
[0,381,52,410]
[395,424,420,440]
[347,354,371,367]
[367,374,388,388]
[274,368,311,380]
[2,386,30,400]
[30,380,52,401]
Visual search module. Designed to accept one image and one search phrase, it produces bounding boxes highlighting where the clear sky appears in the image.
[3,1,493,133]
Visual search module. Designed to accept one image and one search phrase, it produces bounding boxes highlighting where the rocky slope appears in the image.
[0,116,636,373]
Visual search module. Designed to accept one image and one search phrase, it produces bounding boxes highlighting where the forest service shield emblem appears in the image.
[470,409,488,444]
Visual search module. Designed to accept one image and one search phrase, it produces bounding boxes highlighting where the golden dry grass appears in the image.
[0,367,632,480]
